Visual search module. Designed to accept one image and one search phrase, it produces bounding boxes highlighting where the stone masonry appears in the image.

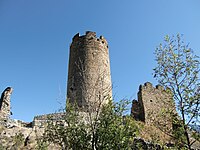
[131,82,175,130]
[67,31,112,110]
[0,87,13,119]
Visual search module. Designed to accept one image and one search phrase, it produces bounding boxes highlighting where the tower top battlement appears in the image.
[139,82,167,93]
[72,31,108,47]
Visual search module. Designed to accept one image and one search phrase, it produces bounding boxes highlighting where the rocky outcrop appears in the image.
[0,124,46,149]
[0,87,13,120]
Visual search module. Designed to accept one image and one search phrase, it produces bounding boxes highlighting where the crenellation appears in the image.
[72,33,80,42]
[72,32,108,49]
[85,31,96,37]
[140,82,167,93]
[143,82,153,90]
[155,84,164,91]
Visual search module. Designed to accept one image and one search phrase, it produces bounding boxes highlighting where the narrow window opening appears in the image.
[70,87,74,92]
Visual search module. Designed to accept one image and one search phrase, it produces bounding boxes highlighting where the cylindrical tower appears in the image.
[67,31,112,110]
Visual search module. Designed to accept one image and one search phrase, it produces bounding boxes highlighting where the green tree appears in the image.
[94,100,138,149]
[153,34,200,149]
[42,102,91,149]
[41,100,139,150]
[12,132,25,149]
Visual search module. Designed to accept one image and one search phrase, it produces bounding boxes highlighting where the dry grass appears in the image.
[136,121,173,145]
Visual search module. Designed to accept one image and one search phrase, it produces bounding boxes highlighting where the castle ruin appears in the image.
[67,31,112,110]
[0,33,175,130]
[1,32,199,149]
[0,87,13,120]
[131,82,175,130]
[0,33,175,129]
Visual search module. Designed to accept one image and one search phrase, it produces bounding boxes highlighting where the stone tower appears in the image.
[67,31,112,110]
[0,87,13,119]
[131,82,175,130]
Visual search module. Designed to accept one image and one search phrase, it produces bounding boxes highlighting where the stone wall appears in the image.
[33,112,65,127]
[131,82,175,131]
[32,111,95,128]
[67,31,112,110]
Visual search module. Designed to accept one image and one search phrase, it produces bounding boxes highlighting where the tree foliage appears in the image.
[40,100,139,150]
[153,34,200,149]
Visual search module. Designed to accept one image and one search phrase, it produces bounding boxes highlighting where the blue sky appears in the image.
[0,0,200,122]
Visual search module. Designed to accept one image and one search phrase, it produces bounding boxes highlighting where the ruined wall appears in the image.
[67,31,112,110]
[0,87,13,119]
[131,82,175,130]
[33,112,66,127]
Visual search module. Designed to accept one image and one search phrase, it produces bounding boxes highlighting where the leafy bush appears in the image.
[40,100,139,150]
